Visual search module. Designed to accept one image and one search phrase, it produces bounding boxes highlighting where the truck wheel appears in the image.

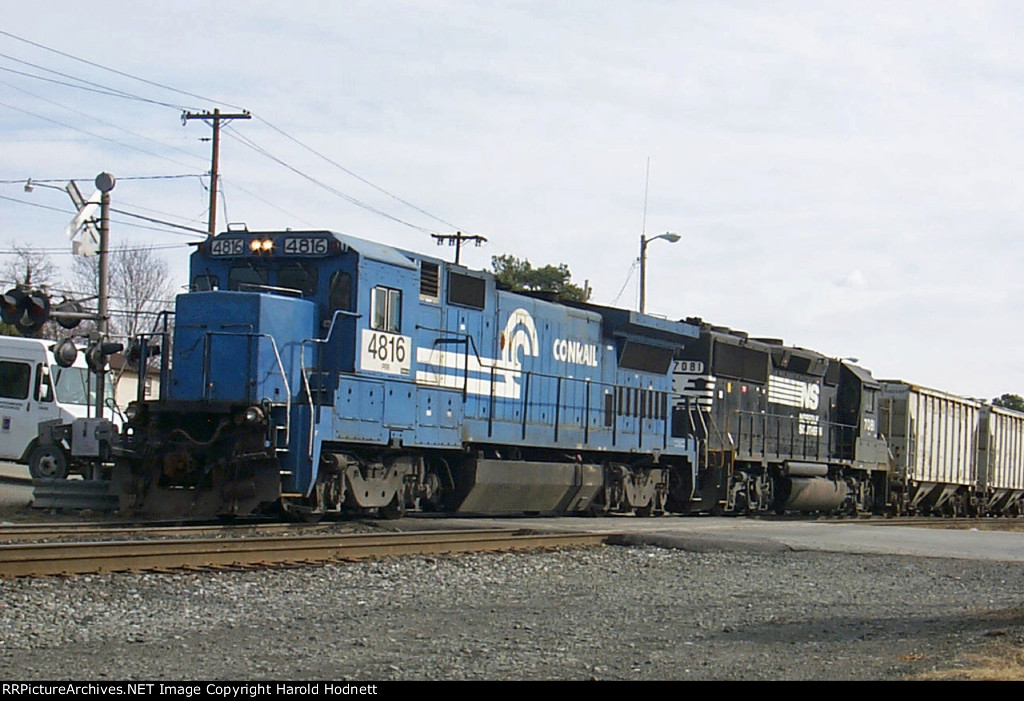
[28,445,69,480]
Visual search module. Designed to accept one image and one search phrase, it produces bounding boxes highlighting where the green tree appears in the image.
[491,254,590,302]
[992,393,1024,412]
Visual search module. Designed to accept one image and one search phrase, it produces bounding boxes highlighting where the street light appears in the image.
[639,231,680,314]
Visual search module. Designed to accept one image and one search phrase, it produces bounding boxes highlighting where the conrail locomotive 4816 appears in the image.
[43,228,1024,519]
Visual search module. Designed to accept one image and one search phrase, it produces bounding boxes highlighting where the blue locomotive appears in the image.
[112,229,701,518]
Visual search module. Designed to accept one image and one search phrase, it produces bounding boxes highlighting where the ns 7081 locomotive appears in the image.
[104,228,1023,519]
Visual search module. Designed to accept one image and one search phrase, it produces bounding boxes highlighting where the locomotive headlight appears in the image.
[260,239,273,252]
[249,239,262,252]
[245,406,265,424]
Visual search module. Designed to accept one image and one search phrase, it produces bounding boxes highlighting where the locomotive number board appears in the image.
[209,237,245,256]
[282,236,330,256]
[208,236,332,257]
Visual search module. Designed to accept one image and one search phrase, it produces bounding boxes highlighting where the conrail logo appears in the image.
[552,338,598,367]
[500,308,539,368]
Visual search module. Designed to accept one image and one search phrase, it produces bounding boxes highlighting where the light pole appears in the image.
[639,231,680,314]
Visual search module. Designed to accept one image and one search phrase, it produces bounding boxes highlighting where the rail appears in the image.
[0,528,613,578]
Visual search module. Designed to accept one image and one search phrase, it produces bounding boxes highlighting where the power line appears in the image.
[0,192,71,214]
[0,78,207,167]
[255,116,464,232]
[0,29,239,111]
[108,208,207,236]
[0,174,202,184]
[218,177,318,228]
[610,259,639,307]
[0,193,207,239]
[0,30,468,241]
[0,55,189,110]
[224,126,433,233]
[0,100,202,171]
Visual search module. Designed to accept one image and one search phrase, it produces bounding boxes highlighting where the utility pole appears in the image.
[431,231,488,265]
[183,108,251,237]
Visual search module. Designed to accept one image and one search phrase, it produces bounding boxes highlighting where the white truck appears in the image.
[0,335,117,478]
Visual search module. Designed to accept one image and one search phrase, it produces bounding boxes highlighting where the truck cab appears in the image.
[0,336,115,478]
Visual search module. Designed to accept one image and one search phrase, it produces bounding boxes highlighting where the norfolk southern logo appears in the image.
[768,376,820,410]
[768,376,822,436]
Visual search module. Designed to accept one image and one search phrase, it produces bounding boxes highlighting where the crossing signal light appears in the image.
[51,338,79,368]
[125,339,162,370]
[85,340,124,373]
[1,288,50,333]
[1,289,26,325]
[53,299,84,330]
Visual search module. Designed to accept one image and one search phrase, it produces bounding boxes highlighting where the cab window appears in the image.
[278,264,318,297]
[329,271,352,313]
[0,361,31,400]
[192,275,219,291]
[34,363,53,402]
[229,266,269,291]
[371,287,402,333]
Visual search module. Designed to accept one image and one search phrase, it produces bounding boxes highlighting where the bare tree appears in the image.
[1,243,62,339]
[2,242,60,290]
[71,244,176,341]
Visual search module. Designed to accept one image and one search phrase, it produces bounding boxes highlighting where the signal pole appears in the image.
[94,172,115,420]
[183,108,251,237]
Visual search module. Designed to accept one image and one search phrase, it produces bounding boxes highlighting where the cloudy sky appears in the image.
[2,1,1022,399]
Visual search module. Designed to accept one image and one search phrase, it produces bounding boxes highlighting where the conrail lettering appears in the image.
[552,338,598,367]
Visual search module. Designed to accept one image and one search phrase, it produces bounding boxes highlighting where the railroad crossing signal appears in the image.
[1,289,85,333]
[64,181,101,257]
[1,288,50,333]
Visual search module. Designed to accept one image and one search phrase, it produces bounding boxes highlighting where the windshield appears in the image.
[49,365,113,407]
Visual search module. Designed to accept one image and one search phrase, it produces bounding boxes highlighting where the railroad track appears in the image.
[0,528,613,578]
[0,519,344,543]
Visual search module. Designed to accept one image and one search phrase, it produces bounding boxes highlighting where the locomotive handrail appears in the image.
[300,336,328,459]
[724,409,859,463]
[415,324,677,452]
[200,330,291,448]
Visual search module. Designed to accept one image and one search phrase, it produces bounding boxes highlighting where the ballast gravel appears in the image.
[1,544,1023,681]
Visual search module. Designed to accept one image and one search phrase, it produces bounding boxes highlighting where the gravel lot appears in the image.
[2,543,1023,681]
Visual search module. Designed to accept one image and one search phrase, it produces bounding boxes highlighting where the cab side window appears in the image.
[328,271,353,314]
[34,363,53,402]
[371,286,402,333]
[0,361,31,400]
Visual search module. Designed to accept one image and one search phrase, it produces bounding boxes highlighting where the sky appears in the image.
[2,1,1022,400]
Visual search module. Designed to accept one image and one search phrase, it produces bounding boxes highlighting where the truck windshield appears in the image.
[49,366,112,407]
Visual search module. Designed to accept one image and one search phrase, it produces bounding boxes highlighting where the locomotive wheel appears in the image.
[281,480,327,523]
[28,445,69,480]
[634,503,653,517]
[379,495,407,520]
